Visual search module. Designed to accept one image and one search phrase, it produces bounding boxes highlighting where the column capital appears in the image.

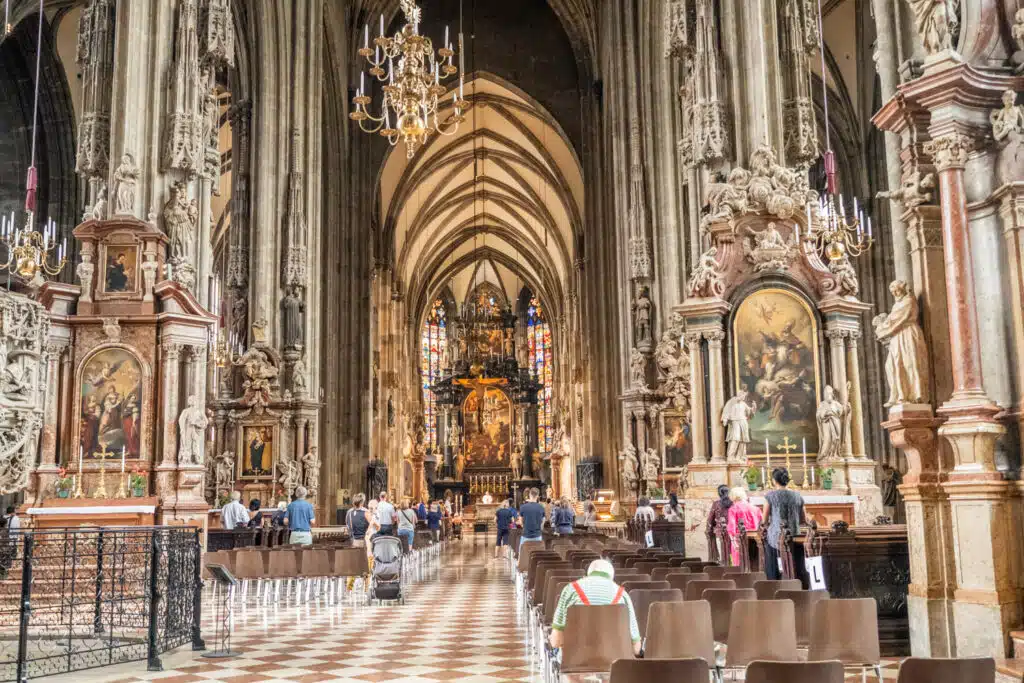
[161,341,183,359]
[924,132,974,171]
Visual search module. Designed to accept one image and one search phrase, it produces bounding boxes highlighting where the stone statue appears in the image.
[654,317,692,413]
[687,246,725,298]
[744,223,795,272]
[1,359,30,401]
[630,348,648,389]
[177,395,209,465]
[829,256,860,297]
[234,347,279,406]
[878,168,935,209]
[503,329,514,358]
[77,258,96,301]
[1014,8,1024,54]
[282,287,305,349]
[163,180,198,263]
[90,185,107,221]
[641,448,660,491]
[112,153,138,216]
[906,0,953,54]
[721,391,754,462]
[881,465,903,509]
[454,449,465,481]
[872,280,930,406]
[510,448,522,480]
[231,292,248,344]
[817,384,851,461]
[991,90,1024,183]
[619,443,640,498]
[632,287,653,344]
[292,357,308,395]
[213,451,234,495]
[301,447,320,493]
[278,455,299,495]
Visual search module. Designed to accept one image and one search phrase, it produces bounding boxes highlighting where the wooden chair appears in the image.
[753,578,802,600]
[724,600,798,669]
[626,587,683,640]
[808,598,882,682]
[895,657,996,683]
[642,600,716,669]
[703,587,756,643]
[621,580,670,593]
[746,660,846,683]
[556,605,636,678]
[609,658,709,683]
[775,589,829,647]
[683,578,736,602]
[666,572,709,595]
[732,571,768,589]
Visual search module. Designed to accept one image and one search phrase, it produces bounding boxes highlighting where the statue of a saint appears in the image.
[113,153,138,216]
[213,451,234,495]
[619,443,640,498]
[632,287,653,344]
[992,90,1024,144]
[278,455,299,495]
[687,246,725,298]
[641,448,660,490]
[510,448,522,480]
[872,280,930,406]
[292,357,308,395]
[630,348,648,388]
[721,391,754,462]
[163,181,198,263]
[282,288,305,349]
[829,256,859,297]
[177,395,209,465]
[817,384,851,461]
[90,185,108,222]
[231,293,248,344]
[301,447,320,493]
[906,0,952,54]
[503,329,514,358]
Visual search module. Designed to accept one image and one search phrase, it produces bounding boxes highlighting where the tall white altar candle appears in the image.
[79,445,83,472]
[802,438,807,481]
[765,439,771,469]
[121,446,126,473]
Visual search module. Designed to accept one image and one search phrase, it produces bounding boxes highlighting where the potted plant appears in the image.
[217,491,232,508]
[743,463,760,491]
[55,468,73,498]
[129,469,146,497]
[818,467,835,490]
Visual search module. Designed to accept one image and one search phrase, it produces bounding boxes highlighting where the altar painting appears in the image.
[463,387,512,467]
[662,413,692,470]
[732,288,821,454]
[238,425,276,480]
[101,244,139,294]
[79,348,143,458]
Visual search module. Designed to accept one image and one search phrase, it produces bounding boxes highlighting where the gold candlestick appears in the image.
[116,472,128,498]
[73,473,84,499]
[93,447,111,499]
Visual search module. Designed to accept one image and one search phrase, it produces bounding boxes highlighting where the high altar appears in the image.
[418,294,545,518]
[621,145,882,559]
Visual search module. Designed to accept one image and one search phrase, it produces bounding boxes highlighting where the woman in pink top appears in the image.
[726,487,763,566]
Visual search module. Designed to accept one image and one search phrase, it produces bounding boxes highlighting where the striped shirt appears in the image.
[551,575,641,642]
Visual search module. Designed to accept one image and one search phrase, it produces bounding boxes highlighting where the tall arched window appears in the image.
[527,297,553,452]
[421,298,448,449]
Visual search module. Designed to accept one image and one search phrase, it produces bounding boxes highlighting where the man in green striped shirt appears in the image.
[548,559,643,655]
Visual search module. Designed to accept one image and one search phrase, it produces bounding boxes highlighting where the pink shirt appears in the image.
[726,500,762,538]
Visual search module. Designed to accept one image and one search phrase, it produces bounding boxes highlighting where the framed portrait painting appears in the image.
[100,244,140,295]
[662,412,692,470]
[237,424,277,480]
[79,347,144,459]
[731,288,822,454]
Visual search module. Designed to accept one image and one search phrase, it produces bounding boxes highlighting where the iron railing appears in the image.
[0,526,204,682]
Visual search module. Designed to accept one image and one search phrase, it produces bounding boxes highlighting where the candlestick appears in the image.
[801,438,809,489]
[765,438,771,470]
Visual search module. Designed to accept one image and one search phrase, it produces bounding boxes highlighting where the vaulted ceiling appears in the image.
[379,75,583,326]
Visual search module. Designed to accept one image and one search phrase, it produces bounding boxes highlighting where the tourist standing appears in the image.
[761,468,804,580]
[271,501,287,528]
[416,499,427,522]
[553,496,575,534]
[396,500,417,551]
[220,491,249,529]
[581,501,598,529]
[663,493,683,522]
[519,488,546,549]
[549,559,642,656]
[345,493,370,547]
[246,499,264,528]
[427,502,443,542]
[376,492,397,535]
[494,499,517,557]
[634,497,656,522]
[284,486,316,545]
[2,506,19,531]
[726,487,762,566]
[706,483,733,539]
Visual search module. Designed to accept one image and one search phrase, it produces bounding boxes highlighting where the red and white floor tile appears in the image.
[38,537,901,682]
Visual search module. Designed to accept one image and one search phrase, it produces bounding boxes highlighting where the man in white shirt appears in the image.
[375,492,398,535]
[221,491,250,529]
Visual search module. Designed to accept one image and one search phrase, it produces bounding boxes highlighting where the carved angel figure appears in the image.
[113,153,138,216]
[872,280,930,406]
[817,384,851,461]
[991,90,1024,144]
[90,185,107,221]
[829,256,860,297]
[687,246,726,298]
[703,168,751,226]
[619,443,640,498]
[906,0,953,54]
[878,168,935,209]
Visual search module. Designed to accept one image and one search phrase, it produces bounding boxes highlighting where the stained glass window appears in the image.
[527,297,554,453]
[421,299,447,449]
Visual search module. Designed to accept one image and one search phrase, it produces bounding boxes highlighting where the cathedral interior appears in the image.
[1,0,1024,677]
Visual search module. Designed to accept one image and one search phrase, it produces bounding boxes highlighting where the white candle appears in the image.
[79,445,83,472]
[811,466,816,486]
[364,23,369,48]
[765,438,770,470]
[801,437,807,483]
[121,446,126,474]
[379,13,384,37]
[444,25,449,50]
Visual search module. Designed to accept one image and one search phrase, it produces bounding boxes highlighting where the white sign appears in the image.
[805,556,827,590]
[644,530,654,548]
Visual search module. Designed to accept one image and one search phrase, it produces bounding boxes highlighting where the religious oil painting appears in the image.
[239,424,276,480]
[732,288,821,454]
[101,244,139,294]
[462,387,512,468]
[79,348,143,459]
[662,413,692,470]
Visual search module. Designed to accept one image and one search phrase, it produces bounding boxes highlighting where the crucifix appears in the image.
[777,436,798,473]
[92,446,112,499]
[511,481,519,505]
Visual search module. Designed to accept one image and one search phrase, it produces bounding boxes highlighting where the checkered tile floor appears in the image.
[37,537,903,682]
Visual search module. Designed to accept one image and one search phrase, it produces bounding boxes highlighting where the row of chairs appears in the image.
[602,657,996,683]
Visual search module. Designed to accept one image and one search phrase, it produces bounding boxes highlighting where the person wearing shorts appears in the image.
[494,499,517,557]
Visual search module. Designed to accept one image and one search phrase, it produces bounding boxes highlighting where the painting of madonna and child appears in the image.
[79,348,143,459]
[732,288,822,456]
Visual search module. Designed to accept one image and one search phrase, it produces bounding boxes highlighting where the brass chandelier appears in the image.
[350,0,467,158]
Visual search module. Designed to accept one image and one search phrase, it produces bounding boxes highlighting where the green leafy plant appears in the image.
[648,486,666,499]
[129,469,146,493]
[55,467,73,494]
[217,492,232,508]
[818,467,835,485]
[743,462,760,485]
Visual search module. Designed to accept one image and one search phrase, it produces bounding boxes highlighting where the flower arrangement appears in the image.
[743,462,760,487]
[55,468,74,497]
[217,491,232,508]
[818,466,835,490]
[129,468,146,496]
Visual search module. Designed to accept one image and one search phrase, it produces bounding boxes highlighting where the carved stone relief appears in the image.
[702,144,817,228]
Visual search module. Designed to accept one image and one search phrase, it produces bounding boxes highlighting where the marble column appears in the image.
[905,207,952,403]
[707,331,726,463]
[994,183,1024,440]
[845,334,867,459]
[59,350,73,460]
[294,417,308,468]
[686,332,707,464]
[160,342,182,465]
[550,454,564,499]
[40,344,65,467]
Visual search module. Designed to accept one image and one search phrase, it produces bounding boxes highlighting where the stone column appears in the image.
[160,342,182,465]
[845,333,867,459]
[687,332,707,464]
[905,207,952,403]
[994,183,1024,440]
[59,350,73,460]
[707,331,726,463]
[410,453,425,502]
[294,417,308,468]
[40,344,65,467]
[550,453,564,498]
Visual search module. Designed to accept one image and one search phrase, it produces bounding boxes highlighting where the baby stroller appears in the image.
[370,534,404,604]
